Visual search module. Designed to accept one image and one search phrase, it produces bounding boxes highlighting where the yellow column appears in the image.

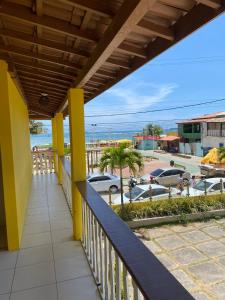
[0,60,19,250]
[55,113,64,184]
[68,88,86,240]
[51,117,58,174]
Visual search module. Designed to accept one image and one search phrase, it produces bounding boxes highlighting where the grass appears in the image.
[112,194,225,221]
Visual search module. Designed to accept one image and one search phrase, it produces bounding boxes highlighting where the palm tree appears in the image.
[99,144,143,206]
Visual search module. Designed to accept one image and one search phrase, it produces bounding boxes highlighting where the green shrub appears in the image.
[112,194,225,221]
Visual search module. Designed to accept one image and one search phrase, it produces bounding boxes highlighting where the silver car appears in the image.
[113,184,179,205]
[140,168,190,186]
[87,173,120,193]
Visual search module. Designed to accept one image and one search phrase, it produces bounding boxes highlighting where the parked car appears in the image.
[113,184,179,205]
[182,177,225,197]
[87,173,120,193]
[140,168,190,186]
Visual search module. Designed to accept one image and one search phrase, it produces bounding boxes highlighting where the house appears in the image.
[133,135,161,150]
[177,112,225,156]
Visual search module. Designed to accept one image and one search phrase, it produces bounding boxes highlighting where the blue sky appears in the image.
[84,13,225,132]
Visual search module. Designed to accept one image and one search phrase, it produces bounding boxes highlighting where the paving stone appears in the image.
[195,240,225,257]
[141,227,173,240]
[219,256,225,267]
[182,230,211,244]
[156,253,177,270]
[169,224,195,233]
[156,235,187,251]
[169,247,207,265]
[142,240,162,254]
[191,291,213,300]
[171,269,197,290]
[188,261,225,284]
[202,225,225,238]
[193,220,217,228]
[211,282,225,300]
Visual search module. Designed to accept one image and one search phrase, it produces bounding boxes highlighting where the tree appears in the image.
[29,120,45,134]
[99,143,143,207]
[143,123,163,136]
[218,147,225,162]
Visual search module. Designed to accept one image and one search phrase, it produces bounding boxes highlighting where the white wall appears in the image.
[202,123,225,148]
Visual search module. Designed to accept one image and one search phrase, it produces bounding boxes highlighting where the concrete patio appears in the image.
[136,218,225,300]
[0,174,100,300]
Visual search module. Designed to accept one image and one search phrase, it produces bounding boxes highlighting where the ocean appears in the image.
[30,130,140,148]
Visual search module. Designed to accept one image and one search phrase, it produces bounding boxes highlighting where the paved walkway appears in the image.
[0,174,100,300]
[136,218,225,300]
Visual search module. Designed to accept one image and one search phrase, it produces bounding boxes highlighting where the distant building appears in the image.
[177,112,225,156]
[133,135,160,150]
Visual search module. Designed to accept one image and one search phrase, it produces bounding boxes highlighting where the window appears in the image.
[170,169,184,175]
[161,170,173,177]
[150,168,163,177]
[152,188,169,196]
[88,176,110,182]
[183,124,192,133]
[211,183,222,191]
[124,186,144,200]
[193,123,201,133]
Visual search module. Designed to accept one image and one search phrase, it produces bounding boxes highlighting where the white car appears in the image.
[182,177,225,197]
[87,173,120,193]
[140,168,190,186]
[113,184,179,205]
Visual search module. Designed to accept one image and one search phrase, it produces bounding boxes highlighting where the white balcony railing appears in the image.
[31,150,55,175]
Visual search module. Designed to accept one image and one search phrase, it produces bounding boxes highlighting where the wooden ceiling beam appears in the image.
[25,90,63,101]
[197,0,221,9]
[57,0,114,18]
[105,57,130,69]
[0,28,89,58]
[17,69,72,85]
[21,81,67,94]
[0,44,82,70]
[95,69,116,79]
[16,66,72,83]
[19,75,70,89]
[28,105,53,117]
[0,2,98,43]
[72,0,150,83]
[137,19,174,41]
[117,43,147,58]
[23,86,65,98]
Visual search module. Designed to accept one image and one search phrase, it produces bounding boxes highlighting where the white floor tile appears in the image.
[55,256,91,282]
[25,215,49,225]
[11,284,57,300]
[58,276,101,300]
[12,262,55,292]
[50,219,72,231]
[53,241,83,260]
[17,245,53,267]
[0,251,17,271]
[21,232,51,249]
[23,222,50,235]
[0,269,14,294]
[51,228,73,244]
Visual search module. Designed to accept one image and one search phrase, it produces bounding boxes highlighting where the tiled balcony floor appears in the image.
[0,174,100,300]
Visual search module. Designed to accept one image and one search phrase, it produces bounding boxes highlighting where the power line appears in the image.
[85,98,225,118]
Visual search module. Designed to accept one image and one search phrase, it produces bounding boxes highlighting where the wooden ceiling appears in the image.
[0,0,224,119]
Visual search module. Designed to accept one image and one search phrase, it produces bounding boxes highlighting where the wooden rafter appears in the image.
[197,0,221,9]
[0,2,98,42]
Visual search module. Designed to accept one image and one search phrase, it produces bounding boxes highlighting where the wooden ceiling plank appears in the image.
[0,2,98,43]
[137,19,174,41]
[57,0,114,18]
[197,0,221,9]
[28,105,53,117]
[95,69,116,79]
[117,43,147,58]
[0,28,89,58]
[0,44,82,70]
[23,86,65,98]
[17,69,72,85]
[22,81,68,94]
[19,75,70,89]
[26,92,62,102]
[105,57,130,69]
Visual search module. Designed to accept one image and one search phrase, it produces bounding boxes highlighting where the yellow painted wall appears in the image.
[0,61,32,250]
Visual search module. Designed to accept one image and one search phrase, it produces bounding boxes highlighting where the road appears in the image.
[138,150,201,175]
